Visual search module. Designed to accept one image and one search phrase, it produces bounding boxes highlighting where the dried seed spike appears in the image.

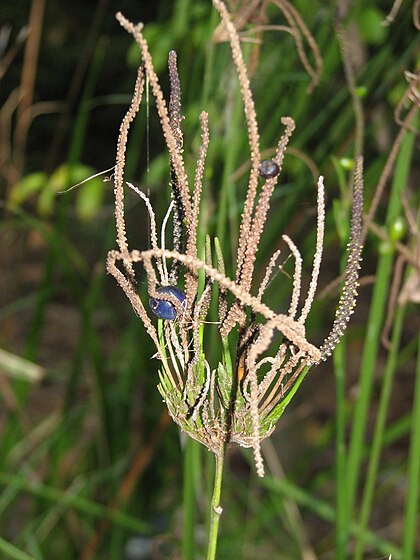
[205,234,212,268]
[196,282,214,323]
[168,50,185,284]
[259,349,305,417]
[114,64,145,282]
[382,0,403,26]
[211,0,261,283]
[215,237,228,322]
[123,247,321,362]
[257,249,282,302]
[168,50,183,152]
[245,320,281,477]
[126,182,165,284]
[221,116,296,337]
[257,344,288,403]
[191,112,209,237]
[185,111,210,312]
[116,12,192,221]
[319,157,364,361]
[163,322,184,389]
[299,175,325,323]
[161,201,174,284]
[106,250,169,379]
[282,235,302,320]
[239,116,295,293]
[191,361,212,422]
[168,198,184,285]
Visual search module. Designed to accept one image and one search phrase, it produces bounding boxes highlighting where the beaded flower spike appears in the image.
[107,0,364,478]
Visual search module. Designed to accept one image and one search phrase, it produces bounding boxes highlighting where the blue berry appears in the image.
[149,286,186,320]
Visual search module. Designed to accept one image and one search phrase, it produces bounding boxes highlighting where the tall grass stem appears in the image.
[206,446,226,560]
[402,330,420,559]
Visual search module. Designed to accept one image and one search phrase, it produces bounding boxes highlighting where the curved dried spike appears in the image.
[220,117,295,337]
[114,65,145,281]
[106,250,178,387]
[319,157,364,361]
[299,176,325,323]
[262,359,307,420]
[250,363,264,476]
[190,112,209,249]
[382,0,403,25]
[259,350,305,416]
[115,247,321,362]
[186,284,213,391]
[126,182,165,284]
[257,344,288,402]
[282,235,302,320]
[168,50,183,151]
[115,13,192,221]
[142,252,187,322]
[169,321,187,369]
[257,249,282,301]
[239,116,295,293]
[185,111,210,311]
[212,0,261,283]
[191,361,212,422]
[245,323,274,477]
[161,201,175,285]
[209,368,216,420]
[215,237,228,322]
[213,0,260,41]
[196,282,214,322]
[163,322,184,388]
[168,50,185,284]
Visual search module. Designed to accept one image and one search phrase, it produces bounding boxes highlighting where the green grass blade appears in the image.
[333,338,348,560]
[0,472,150,534]
[182,439,201,559]
[354,302,406,559]
[261,474,402,558]
[402,329,420,559]
[0,538,35,560]
[346,124,417,520]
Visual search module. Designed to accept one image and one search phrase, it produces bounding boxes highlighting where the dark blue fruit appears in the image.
[149,286,186,320]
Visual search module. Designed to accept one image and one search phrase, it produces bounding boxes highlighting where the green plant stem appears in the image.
[346,242,393,516]
[183,439,200,560]
[206,445,226,560]
[402,328,420,559]
[333,338,348,560]
[354,301,405,559]
[346,121,416,518]
[0,537,34,560]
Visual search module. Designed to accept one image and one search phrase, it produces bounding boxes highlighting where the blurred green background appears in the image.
[1,0,419,559]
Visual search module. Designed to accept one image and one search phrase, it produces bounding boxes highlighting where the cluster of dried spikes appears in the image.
[107,0,364,477]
